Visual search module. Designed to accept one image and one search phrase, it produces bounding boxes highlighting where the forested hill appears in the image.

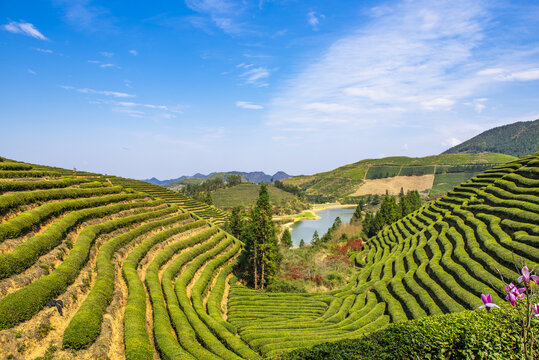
[443,119,539,157]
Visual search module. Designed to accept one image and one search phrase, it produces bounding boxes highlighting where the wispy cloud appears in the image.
[129,49,138,56]
[111,100,184,119]
[3,21,48,40]
[236,101,264,110]
[36,48,53,53]
[27,69,36,75]
[442,137,462,147]
[88,60,120,69]
[238,64,271,87]
[53,0,115,32]
[185,0,245,35]
[100,51,114,57]
[60,85,134,98]
[267,0,535,134]
[307,11,325,31]
[477,67,539,82]
[465,98,488,113]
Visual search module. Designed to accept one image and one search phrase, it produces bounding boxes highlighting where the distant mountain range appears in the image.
[443,119,539,157]
[144,171,291,187]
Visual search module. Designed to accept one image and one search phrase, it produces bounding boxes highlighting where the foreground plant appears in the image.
[480,264,539,359]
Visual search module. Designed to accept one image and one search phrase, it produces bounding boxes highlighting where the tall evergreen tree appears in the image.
[204,191,213,205]
[225,206,244,239]
[242,184,280,290]
[362,212,373,237]
[312,230,320,245]
[351,203,363,224]
[281,228,292,248]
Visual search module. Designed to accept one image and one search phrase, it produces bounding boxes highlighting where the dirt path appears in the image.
[220,273,235,321]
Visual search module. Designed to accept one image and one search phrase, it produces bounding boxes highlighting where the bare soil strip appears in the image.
[221,273,235,321]
[351,174,435,196]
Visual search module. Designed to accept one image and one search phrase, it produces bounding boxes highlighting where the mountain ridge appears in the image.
[144,170,291,186]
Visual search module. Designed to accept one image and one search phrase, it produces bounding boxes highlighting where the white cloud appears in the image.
[267,0,490,128]
[185,0,245,35]
[478,67,539,82]
[3,21,48,40]
[465,98,488,113]
[240,66,270,86]
[420,98,455,111]
[113,107,144,117]
[307,11,325,30]
[27,69,36,75]
[54,0,115,32]
[36,48,53,53]
[88,60,119,69]
[442,137,462,147]
[236,101,264,110]
[100,51,114,57]
[129,49,138,56]
[60,85,134,98]
[302,102,358,114]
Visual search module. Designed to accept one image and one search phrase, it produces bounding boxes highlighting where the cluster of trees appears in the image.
[274,180,305,200]
[225,185,282,290]
[361,190,422,237]
[181,175,243,204]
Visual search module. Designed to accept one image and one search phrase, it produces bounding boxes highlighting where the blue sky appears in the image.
[1,0,538,180]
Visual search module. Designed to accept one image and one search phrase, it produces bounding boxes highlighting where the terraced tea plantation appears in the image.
[0,159,239,359]
[226,153,539,358]
[0,153,537,359]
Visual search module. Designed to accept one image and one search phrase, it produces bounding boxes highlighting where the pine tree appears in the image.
[204,191,213,205]
[241,184,280,290]
[362,212,373,237]
[281,228,292,248]
[225,206,244,239]
[299,239,305,248]
[351,203,363,224]
[312,230,320,245]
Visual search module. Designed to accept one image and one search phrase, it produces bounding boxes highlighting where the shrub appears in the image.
[281,308,532,360]
[266,278,308,293]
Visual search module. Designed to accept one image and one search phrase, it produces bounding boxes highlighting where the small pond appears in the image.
[290,207,355,247]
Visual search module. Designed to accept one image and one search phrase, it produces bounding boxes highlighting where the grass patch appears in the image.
[212,183,299,208]
[429,172,480,195]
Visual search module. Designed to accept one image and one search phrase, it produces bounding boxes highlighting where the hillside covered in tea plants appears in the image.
[0,152,537,359]
[281,152,516,202]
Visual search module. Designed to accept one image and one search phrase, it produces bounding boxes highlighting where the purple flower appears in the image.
[517,266,539,286]
[478,294,500,311]
[533,304,539,318]
[505,283,525,306]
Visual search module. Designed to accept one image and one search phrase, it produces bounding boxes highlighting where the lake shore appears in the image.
[275,203,356,231]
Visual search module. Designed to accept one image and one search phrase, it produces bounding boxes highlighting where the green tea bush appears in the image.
[62,208,182,349]
[0,204,172,330]
[281,309,530,360]
[0,177,88,193]
[0,192,138,243]
[0,185,123,215]
[0,196,152,278]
